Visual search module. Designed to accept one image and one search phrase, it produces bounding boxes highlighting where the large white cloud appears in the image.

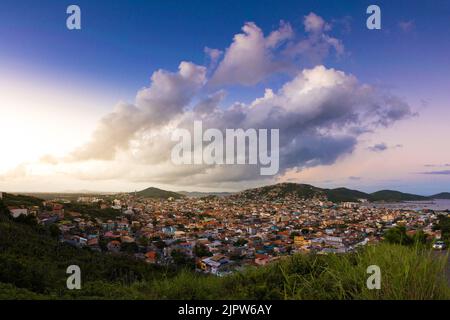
[210,13,344,86]
[49,65,413,188]
[16,14,414,189]
[70,61,206,161]
[210,21,293,86]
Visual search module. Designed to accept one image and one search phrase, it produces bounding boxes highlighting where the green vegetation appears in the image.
[0,200,175,299]
[434,215,450,244]
[0,201,448,300]
[383,226,427,246]
[239,183,433,203]
[134,187,184,199]
[2,193,44,207]
[369,190,428,202]
[430,192,450,200]
[241,183,324,200]
[64,203,123,220]
[324,187,370,203]
[142,243,449,300]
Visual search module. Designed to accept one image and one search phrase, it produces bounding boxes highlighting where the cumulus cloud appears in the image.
[56,64,413,188]
[209,13,345,86]
[210,21,293,86]
[285,13,345,65]
[27,13,414,189]
[69,61,206,161]
[304,12,331,33]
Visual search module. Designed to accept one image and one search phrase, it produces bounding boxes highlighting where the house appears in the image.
[145,251,157,263]
[162,226,176,235]
[62,235,87,248]
[87,237,99,246]
[294,236,309,247]
[40,215,60,225]
[121,235,135,243]
[254,254,271,266]
[8,207,28,218]
[107,240,121,253]
[200,254,231,275]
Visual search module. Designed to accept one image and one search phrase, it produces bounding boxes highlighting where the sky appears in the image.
[0,0,450,194]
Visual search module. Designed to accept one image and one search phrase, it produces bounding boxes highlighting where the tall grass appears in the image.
[139,244,450,300]
[4,243,447,299]
[276,243,449,299]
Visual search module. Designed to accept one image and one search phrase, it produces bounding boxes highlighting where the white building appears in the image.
[341,202,359,209]
[9,208,28,218]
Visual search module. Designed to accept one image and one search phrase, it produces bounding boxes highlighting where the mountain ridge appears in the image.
[7,183,446,203]
[234,183,445,203]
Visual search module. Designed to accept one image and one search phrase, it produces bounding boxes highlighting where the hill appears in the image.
[324,187,370,202]
[235,183,433,203]
[369,190,429,202]
[430,192,450,200]
[0,199,171,299]
[134,187,183,199]
[237,183,325,201]
[1,193,44,207]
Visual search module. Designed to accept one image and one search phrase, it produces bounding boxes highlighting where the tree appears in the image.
[49,224,61,239]
[234,238,248,247]
[14,214,38,226]
[121,242,138,254]
[434,215,450,241]
[154,240,166,250]
[290,231,301,239]
[411,230,427,245]
[138,237,149,247]
[171,249,193,266]
[383,226,427,246]
[193,244,212,257]
[383,226,412,245]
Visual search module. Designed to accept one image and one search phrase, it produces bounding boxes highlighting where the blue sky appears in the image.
[1,1,450,194]
[1,0,449,102]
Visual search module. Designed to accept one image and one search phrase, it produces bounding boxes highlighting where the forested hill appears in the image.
[236,183,438,202]
[0,199,168,299]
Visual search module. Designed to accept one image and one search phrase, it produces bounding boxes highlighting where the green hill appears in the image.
[430,192,450,200]
[324,187,370,202]
[134,187,183,199]
[369,190,429,202]
[1,193,44,207]
[237,183,432,203]
[0,199,172,299]
[238,183,325,200]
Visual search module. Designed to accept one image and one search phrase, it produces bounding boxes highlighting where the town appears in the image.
[1,184,446,277]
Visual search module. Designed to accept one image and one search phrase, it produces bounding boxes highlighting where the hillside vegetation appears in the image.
[2,193,44,207]
[134,187,184,199]
[238,183,437,203]
[0,199,448,300]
